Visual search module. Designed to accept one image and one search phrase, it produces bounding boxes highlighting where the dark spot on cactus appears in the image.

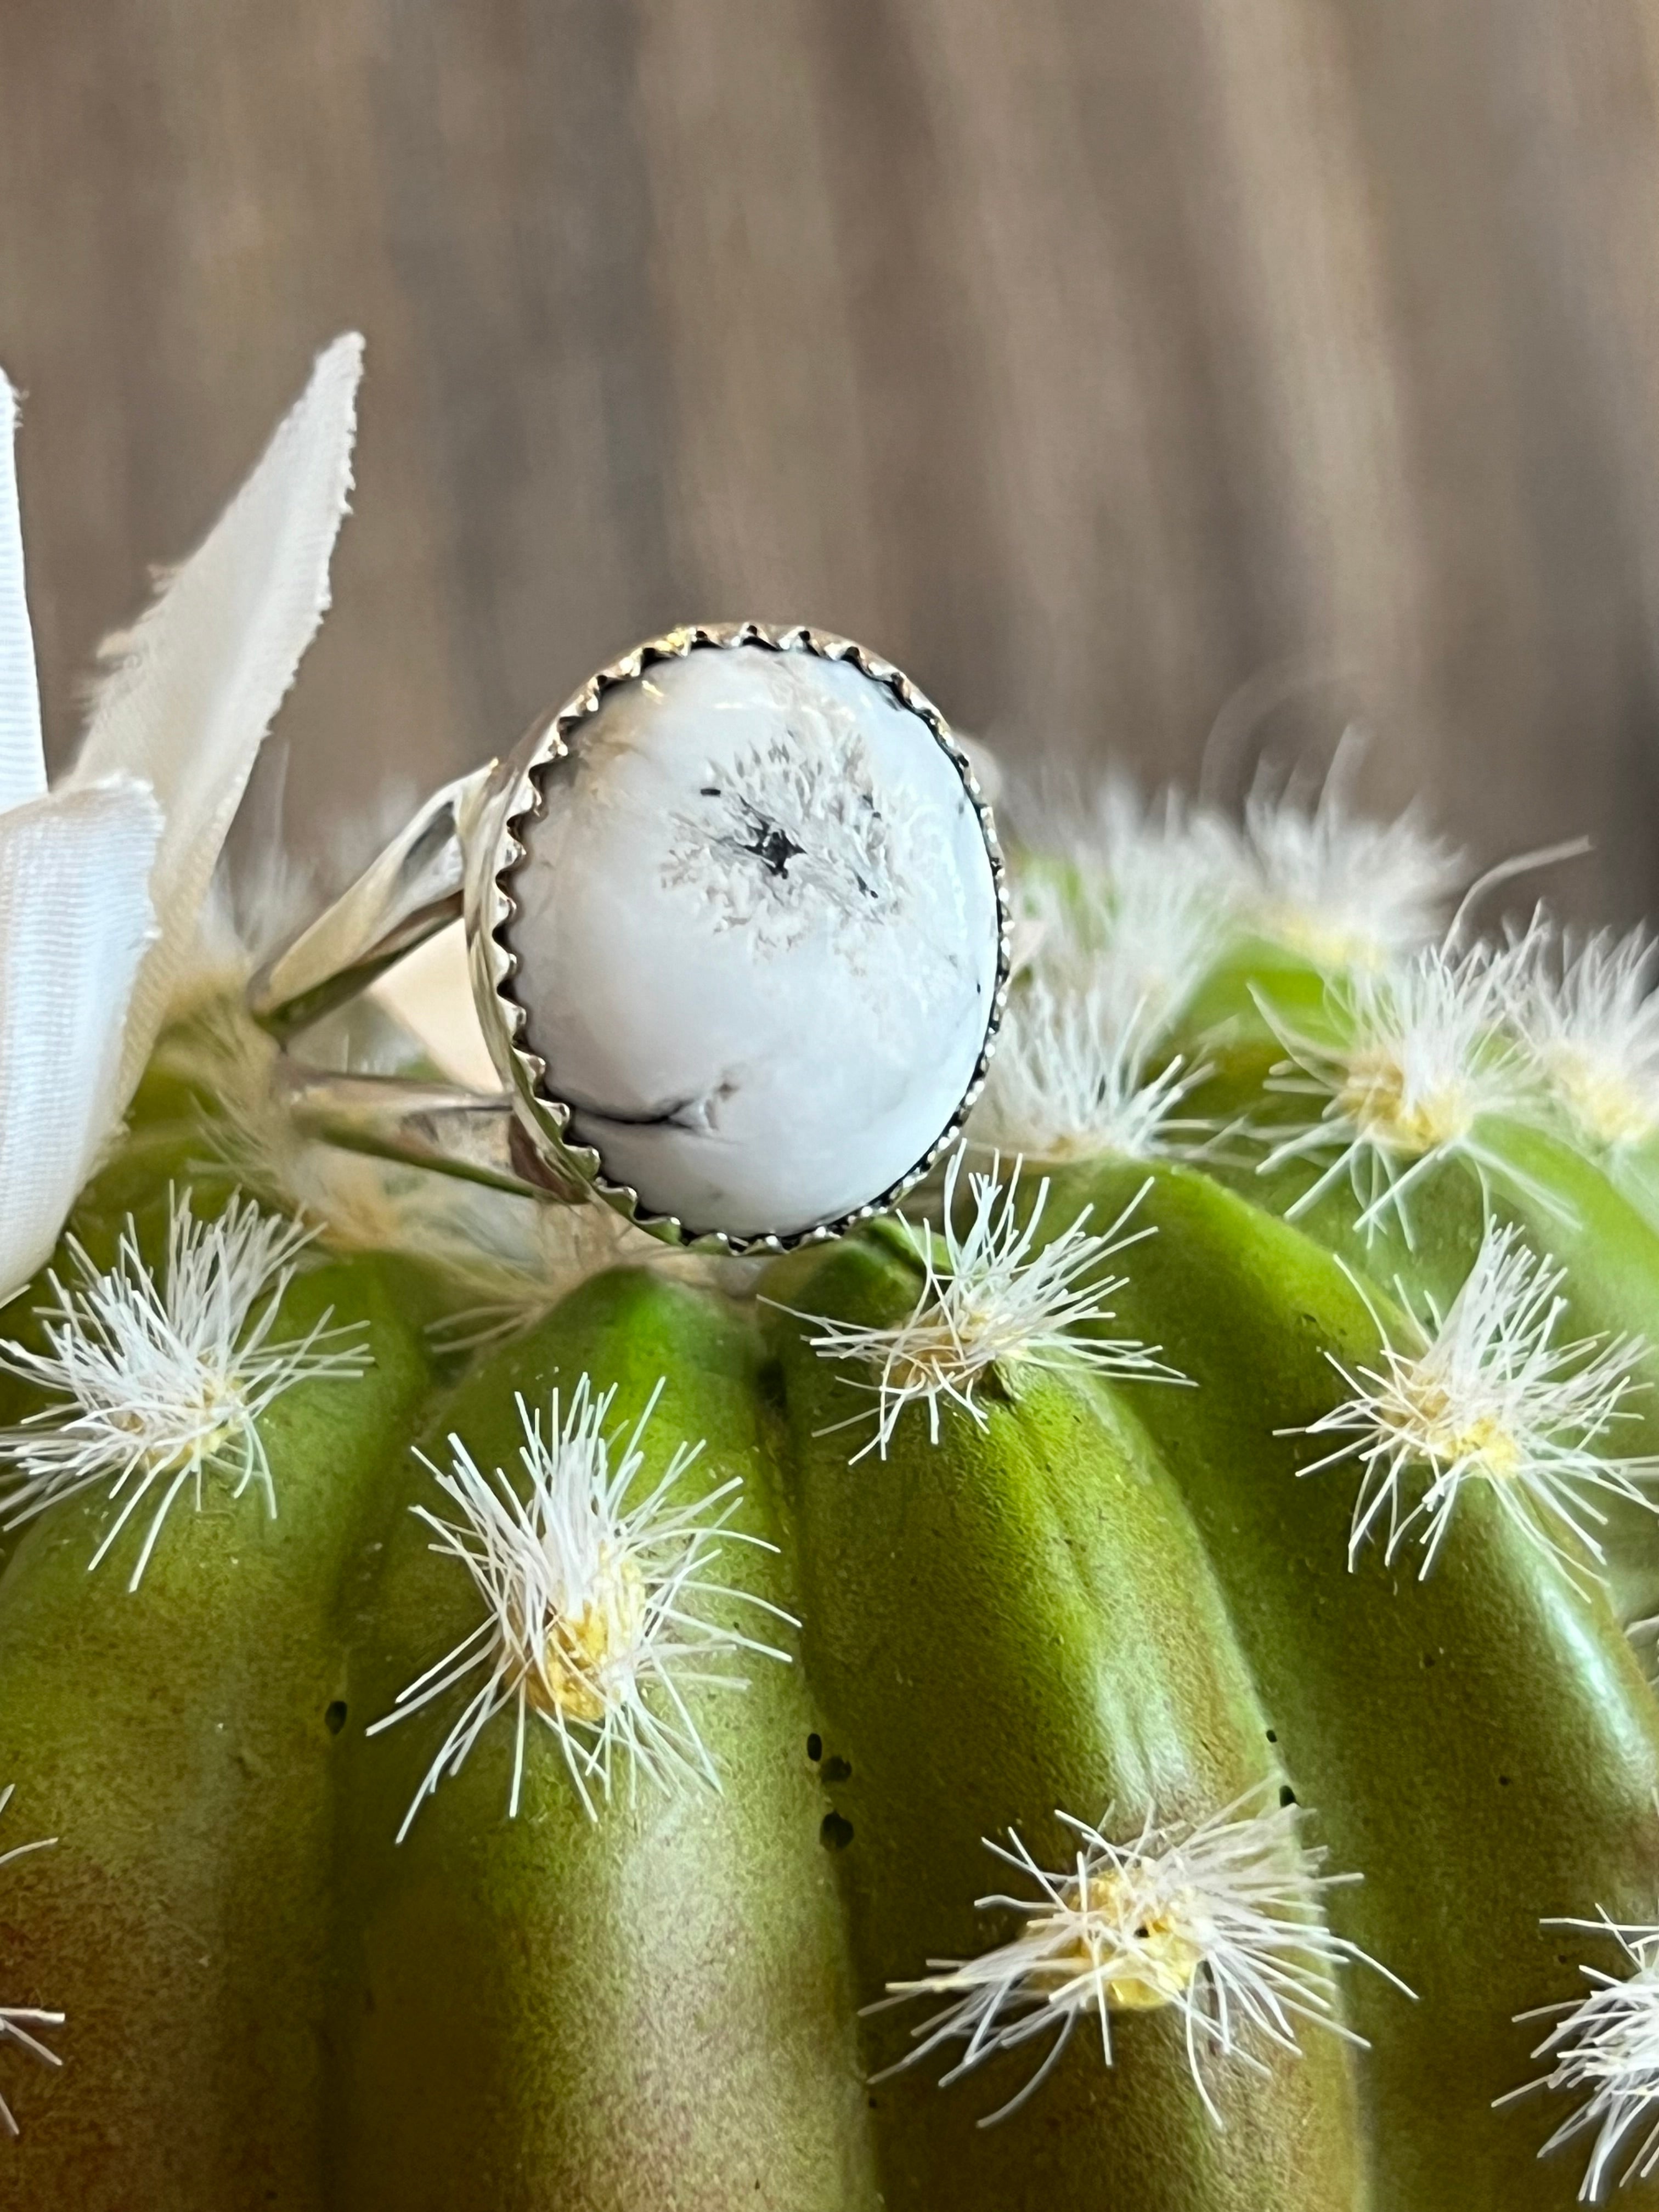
[1278,1785,1297,1808]
[1498,1774,1511,1786]
[806,1733,822,1763]
[820,1811,855,1851]
[1422,1651,1437,1668]
[324,1701,348,1736]
[1265,1728,1278,1743]
[823,1755,853,1784]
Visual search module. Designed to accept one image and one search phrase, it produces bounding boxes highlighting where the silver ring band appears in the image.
[250,622,1011,1254]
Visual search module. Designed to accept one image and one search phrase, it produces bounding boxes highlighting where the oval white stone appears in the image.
[510,642,1001,1238]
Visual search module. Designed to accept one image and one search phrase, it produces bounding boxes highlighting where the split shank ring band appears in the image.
[248,623,1012,1254]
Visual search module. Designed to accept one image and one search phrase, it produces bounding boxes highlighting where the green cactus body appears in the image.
[329,1270,878,2211]
[1030,1158,1659,2210]
[0,1136,1616,2212]
[762,1228,1369,2210]
[1184,1029,1659,1623]
[3,831,1659,2209]
[0,1197,429,2205]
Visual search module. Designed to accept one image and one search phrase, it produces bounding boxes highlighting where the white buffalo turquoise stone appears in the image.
[510,642,1001,1238]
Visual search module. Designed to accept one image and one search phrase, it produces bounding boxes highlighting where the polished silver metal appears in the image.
[250,622,1012,1254]
[272,1063,573,1201]
[250,766,494,1041]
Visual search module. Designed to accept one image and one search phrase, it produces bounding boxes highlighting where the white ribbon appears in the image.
[0,335,363,1299]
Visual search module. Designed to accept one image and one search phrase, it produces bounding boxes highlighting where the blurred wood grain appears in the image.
[2,0,1659,913]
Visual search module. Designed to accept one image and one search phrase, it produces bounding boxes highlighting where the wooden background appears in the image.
[3,1,1659,916]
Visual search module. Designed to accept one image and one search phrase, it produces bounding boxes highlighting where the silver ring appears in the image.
[249,622,1011,1255]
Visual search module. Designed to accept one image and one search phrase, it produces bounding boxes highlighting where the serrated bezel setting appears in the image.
[468,621,1011,1256]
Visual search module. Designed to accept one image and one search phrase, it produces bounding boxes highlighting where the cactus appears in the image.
[0,766,1658,2210]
